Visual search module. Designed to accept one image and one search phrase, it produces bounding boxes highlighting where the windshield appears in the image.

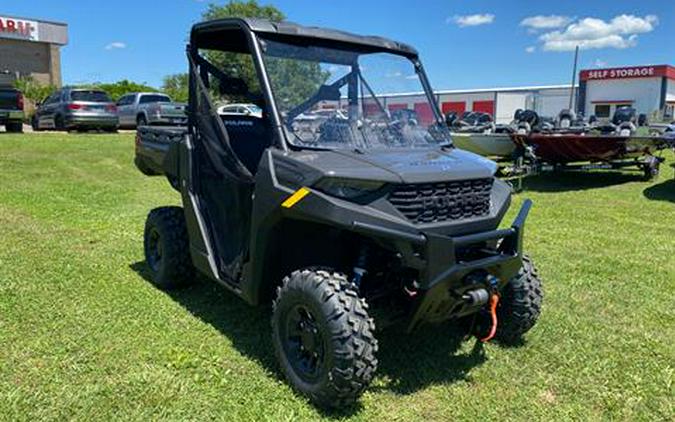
[261,39,450,150]
[71,90,111,103]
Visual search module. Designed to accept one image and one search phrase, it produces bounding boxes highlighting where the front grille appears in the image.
[388,178,493,224]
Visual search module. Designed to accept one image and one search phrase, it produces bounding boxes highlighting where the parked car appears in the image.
[32,87,119,132]
[0,86,24,133]
[116,92,187,128]
[217,103,263,118]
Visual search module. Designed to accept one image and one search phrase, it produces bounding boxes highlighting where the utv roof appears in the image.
[191,18,418,58]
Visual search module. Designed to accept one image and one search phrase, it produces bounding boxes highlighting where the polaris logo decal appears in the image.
[223,120,254,127]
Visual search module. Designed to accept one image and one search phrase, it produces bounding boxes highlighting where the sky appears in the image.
[2,0,674,90]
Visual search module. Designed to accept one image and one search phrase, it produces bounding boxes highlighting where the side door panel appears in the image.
[180,54,255,287]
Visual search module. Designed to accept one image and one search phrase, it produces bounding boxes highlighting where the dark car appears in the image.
[32,87,119,132]
[0,86,24,133]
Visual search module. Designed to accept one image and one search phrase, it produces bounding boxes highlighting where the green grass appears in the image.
[0,132,673,421]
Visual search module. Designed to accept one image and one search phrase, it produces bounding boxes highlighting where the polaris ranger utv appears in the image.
[135,18,543,408]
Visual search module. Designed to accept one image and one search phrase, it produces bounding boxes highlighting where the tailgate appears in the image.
[135,126,187,176]
[159,103,187,117]
[0,89,19,110]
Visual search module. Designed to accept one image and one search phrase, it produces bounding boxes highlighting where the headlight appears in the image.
[313,178,385,200]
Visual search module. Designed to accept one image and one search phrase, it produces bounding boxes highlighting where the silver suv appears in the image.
[32,87,119,132]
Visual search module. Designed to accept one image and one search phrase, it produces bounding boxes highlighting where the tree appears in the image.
[92,80,157,101]
[199,1,329,108]
[161,73,189,103]
[13,76,56,104]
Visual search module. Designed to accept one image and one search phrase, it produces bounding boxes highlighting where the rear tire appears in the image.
[143,206,194,289]
[6,121,23,133]
[137,114,148,127]
[496,255,543,344]
[272,269,378,408]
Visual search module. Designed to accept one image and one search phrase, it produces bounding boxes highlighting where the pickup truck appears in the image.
[0,87,24,133]
[116,92,187,128]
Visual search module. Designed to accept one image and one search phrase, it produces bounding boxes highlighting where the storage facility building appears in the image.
[345,85,575,125]
[578,64,675,121]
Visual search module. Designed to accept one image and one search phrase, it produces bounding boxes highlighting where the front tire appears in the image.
[54,115,65,131]
[272,269,378,408]
[143,206,194,289]
[496,255,543,344]
[31,115,41,131]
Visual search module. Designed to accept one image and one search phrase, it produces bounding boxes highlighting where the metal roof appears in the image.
[192,18,418,57]
[377,84,575,98]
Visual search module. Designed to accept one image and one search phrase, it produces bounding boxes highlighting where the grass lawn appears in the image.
[0,132,673,421]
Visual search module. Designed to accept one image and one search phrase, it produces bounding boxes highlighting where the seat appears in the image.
[220,114,271,174]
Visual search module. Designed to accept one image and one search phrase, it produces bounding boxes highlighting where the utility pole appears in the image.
[569,45,579,111]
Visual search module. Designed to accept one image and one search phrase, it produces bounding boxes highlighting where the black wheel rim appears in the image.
[281,305,326,383]
[146,228,162,272]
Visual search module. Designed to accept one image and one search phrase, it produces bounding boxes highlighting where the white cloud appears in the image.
[537,14,658,52]
[521,15,572,30]
[525,46,536,53]
[105,42,126,50]
[449,14,495,28]
[594,59,607,68]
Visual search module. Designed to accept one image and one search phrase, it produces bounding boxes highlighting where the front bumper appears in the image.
[348,200,531,330]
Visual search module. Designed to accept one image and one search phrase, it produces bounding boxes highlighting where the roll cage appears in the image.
[187,18,443,155]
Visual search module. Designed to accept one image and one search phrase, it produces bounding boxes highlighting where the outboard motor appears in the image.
[638,113,648,127]
[557,109,576,129]
[612,107,637,136]
[445,111,458,127]
[612,107,637,126]
[515,109,539,134]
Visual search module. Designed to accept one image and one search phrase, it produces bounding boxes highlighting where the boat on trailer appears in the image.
[451,132,515,158]
[447,111,516,158]
[510,110,669,180]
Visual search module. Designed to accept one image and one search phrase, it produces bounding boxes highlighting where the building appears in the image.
[578,64,675,121]
[353,85,574,124]
[434,85,572,124]
[0,14,68,87]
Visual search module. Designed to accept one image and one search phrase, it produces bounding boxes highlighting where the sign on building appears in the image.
[0,16,40,42]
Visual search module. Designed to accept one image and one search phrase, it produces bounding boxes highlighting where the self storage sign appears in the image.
[580,65,670,81]
[0,16,39,41]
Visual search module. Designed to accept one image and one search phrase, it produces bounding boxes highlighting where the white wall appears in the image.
[495,92,528,123]
[584,77,663,117]
[534,88,573,118]
[666,79,675,102]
